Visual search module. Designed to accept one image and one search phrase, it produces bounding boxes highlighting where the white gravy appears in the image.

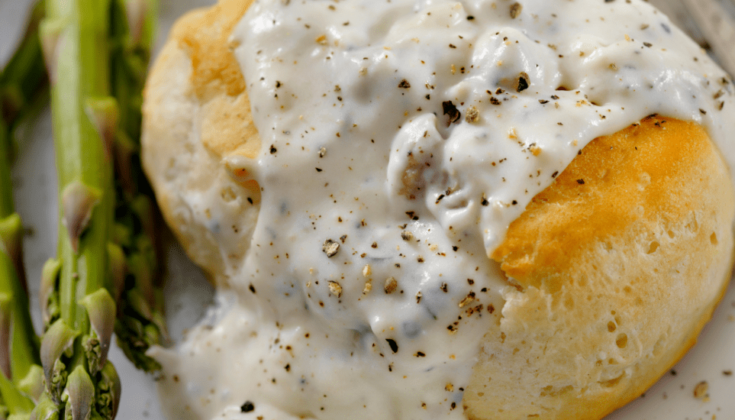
[150,1,735,419]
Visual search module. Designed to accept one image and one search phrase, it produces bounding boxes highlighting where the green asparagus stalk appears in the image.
[34,0,165,377]
[0,128,40,418]
[0,2,50,418]
[108,0,167,373]
[0,1,48,132]
[36,0,121,417]
[2,1,166,416]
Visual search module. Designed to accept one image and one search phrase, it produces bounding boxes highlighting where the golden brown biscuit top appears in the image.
[494,117,719,290]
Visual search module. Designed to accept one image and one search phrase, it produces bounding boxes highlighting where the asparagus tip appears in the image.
[39,320,78,404]
[107,243,126,303]
[29,392,60,420]
[0,213,25,288]
[98,361,121,418]
[18,364,45,403]
[0,293,11,379]
[125,0,149,45]
[60,181,102,254]
[40,258,62,327]
[79,289,116,375]
[63,366,94,420]
[39,20,64,85]
[84,97,119,161]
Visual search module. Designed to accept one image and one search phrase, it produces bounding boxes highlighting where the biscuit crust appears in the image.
[142,0,258,281]
[465,117,735,419]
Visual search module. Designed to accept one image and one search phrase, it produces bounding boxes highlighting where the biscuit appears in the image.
[142,2,735,418]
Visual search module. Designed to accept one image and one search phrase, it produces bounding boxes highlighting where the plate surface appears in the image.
[1,0,733,418]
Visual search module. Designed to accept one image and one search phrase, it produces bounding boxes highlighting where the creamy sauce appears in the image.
[150,0,735,419]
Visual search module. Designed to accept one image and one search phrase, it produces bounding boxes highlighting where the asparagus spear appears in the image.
[108,0,166,373]
[0,1,48,133]
[0,3,50,418]
[0,124,40,420]
[34,0,165,377]
[36,0,121,417]
[1,1,165,415]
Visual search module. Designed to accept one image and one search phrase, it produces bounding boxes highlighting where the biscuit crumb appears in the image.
[529,143,542,156]
[384,277,398,294]
[510,2,522,19]
[693,381,709,400]
[322,239,340,257]
[328,281,343,297]
[458,292,476,308]
[465,106,480,123]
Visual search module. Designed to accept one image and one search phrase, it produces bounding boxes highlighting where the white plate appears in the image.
[1,0,733,418]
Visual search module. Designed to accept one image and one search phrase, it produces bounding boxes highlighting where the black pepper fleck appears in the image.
[442,101,462,126]
[517,72,530,92]
[386,338,399,353]
[240,401,255,413]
